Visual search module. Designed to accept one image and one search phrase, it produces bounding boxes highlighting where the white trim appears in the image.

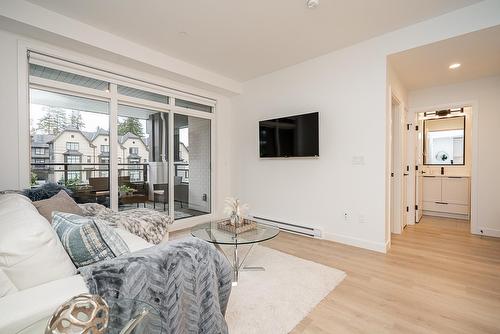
[322,232,389,253]
[17,42,30,189]
[117,95,170,113]
[472,227,500,238]
[30,78,110,101]
[168,109,175,222]
[422,211,469,220]
[109,84,119,211]
[409,100,479,236]
[171,106,215,120]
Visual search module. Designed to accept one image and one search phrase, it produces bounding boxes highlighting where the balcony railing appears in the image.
[30,162,149,184]
[30,162,189,186]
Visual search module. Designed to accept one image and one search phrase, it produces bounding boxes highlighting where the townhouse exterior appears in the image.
[31,128,149,184]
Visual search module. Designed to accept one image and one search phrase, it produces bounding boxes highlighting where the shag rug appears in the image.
[223,245,346,334]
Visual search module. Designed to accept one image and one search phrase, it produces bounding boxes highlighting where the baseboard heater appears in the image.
[251,216,322,238]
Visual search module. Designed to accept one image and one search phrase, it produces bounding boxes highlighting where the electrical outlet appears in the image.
[202,194,207,201]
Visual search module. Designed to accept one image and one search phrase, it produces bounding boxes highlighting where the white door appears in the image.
[402,110,408,229]
[415,118,423,222]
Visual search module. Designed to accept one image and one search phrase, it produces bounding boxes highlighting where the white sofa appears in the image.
[0,194,153,334]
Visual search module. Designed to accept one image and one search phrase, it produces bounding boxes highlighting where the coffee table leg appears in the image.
[233,243,239,284]
[216,243,264,286]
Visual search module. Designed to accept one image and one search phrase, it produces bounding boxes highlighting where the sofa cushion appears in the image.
[52,212,129,267]
[33,190,83,222]
[0,268,17,298]
[0,194,77,290]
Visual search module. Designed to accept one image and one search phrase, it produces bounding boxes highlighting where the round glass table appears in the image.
[191,221,279,285]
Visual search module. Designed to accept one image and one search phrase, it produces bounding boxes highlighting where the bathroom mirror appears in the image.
[423,116,465,165]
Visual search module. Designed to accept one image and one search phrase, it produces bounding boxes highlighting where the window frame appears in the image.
[23,45,216,226]
[66,142,80,151]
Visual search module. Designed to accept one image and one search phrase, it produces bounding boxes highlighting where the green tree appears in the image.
[70,112,85,130]
[118,117,144,137]
[37,107,68,135]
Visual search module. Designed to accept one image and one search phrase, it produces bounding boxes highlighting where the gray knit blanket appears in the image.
[79,237,232,334]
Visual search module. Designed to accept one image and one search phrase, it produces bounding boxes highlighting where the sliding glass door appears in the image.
[174,114,211,219]
[116,103,169,213]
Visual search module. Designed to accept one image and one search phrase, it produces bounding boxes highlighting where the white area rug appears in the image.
[224,245,346,334]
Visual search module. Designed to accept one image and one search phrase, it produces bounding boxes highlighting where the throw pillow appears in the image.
[52,212,130,267]
[34,190,84,222]
[22,182,73,201]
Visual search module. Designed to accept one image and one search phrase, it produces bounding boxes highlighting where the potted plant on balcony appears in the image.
[119,184,135,197]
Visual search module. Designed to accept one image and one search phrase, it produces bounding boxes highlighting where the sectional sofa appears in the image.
[0,193,154,333]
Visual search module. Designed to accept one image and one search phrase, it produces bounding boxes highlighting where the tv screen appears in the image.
[259,112,319,158]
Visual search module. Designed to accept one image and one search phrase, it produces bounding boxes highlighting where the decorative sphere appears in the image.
[45,293,109,334]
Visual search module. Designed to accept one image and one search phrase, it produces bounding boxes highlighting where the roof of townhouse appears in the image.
[119,132,148,148]
[47,127,96,147]
[31,134,55,147]
[89,127,110,141]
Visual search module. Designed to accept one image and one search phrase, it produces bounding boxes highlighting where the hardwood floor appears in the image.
[262,216,500,333]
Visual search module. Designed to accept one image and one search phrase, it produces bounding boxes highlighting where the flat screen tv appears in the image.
[259,112,319,158]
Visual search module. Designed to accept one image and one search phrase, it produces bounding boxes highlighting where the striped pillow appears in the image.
[52,212,129,268]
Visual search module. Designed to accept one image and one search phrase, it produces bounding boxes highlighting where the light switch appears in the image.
[351,156,365,165]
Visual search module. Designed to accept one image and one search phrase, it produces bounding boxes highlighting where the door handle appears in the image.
[403,173,409,176]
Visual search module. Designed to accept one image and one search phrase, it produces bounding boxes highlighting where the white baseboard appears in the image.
[423,210,469,220]
[472,227,500,238]
[322,232,388,253]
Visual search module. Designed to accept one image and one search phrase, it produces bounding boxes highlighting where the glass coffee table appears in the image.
[191,221,279,285]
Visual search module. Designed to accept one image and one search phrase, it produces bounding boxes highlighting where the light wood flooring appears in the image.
[262,216,500,333]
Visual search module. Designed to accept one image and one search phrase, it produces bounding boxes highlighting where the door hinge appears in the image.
[406,206,409,212]
[415,125,419,131]
[415,204,418,210]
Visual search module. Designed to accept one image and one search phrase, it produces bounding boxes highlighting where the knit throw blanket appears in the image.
[79,237,232,334]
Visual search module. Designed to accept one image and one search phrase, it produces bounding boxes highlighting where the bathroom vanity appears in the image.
[422,175,470,219]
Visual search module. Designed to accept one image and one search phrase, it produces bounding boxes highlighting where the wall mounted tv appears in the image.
[259,112,319,158]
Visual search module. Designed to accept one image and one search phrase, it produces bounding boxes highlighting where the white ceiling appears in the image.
[389,25,500,91]
[26,0,481,82]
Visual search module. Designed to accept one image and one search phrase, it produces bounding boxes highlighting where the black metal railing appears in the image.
[30,162,149,184]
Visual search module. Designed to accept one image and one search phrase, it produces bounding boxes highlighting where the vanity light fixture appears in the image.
[449,63,461,69]
[424,108,464,118]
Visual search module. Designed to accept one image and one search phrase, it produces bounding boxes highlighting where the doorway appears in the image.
[413,107,472,224]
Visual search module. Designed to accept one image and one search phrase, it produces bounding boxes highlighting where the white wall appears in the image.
[231,45,389,252]
[231,1,500,252]
[0,28,20,190]
[409,75,500,237]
